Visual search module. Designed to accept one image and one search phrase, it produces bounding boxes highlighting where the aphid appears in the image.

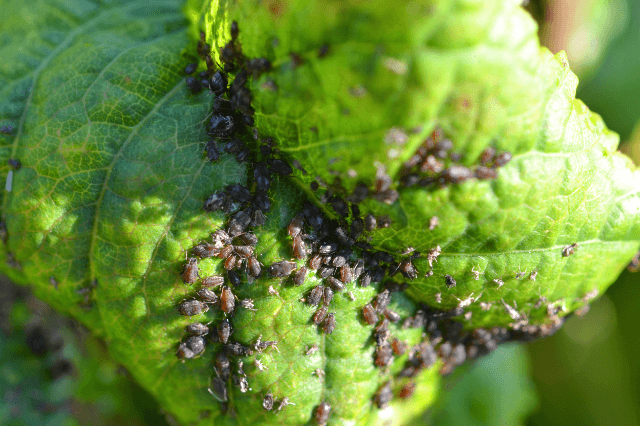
[443,274,456,289]
[228,209,253,236]
[362,303,377,325]
[268,260,297,277]
[287,214,305,238]
[203,191,229,212]
[375,344,394,367]
[334,227,354,247]
[562,243,578,257]
[254,338,279,353]
[292,235,307,259]
[208,377,228,402]
[377,215,391,228]
[0,125,14,135]
[313,306,329,324]
[8,159,21,170]
[240,298,257,311]
[427,245,441,267]
[209,71,228,96]
[269,159,293,175]
[268,285,279,296]
[224,254,237,270]
[177,343,195,360]
[329,197,349,217]
[373,289,391,313]
[316,401,331,425]
[305,344,319,355]
[217,319,233,344]
[215,352,231,381]
[475,166,498,179]
[319,266,335,279]
[276,397,295,412]
[196,288,219,303]
[428,216,439,230]
[186,322,210,336]
[360,271,372,287]
[186,77,202,94]
[322,287,334,305]
[220,286,235,313]
[239,233,258,246]
[309,254,323,270]
[350,218,364,240]
[218,245,234,260]
[318,43,330,58]
[302,202,325,230]
[184,63,197,75]
[339,265,353,284]
[252,210,267,227]
[322,313,336,334]
[207,115,235,137]
[293,266,307,286]
[177,335,206,360]
[233,245,253,258]
[331,252,347,268]
[325,277,344,292]
[181,258,199,284]
[374,319,390,346]
[308,285,324,306]
[399,258,417,279]
[224,342,254,357]
[263,393,274,411]
[201,275,224,288]
[212,229,231,247]
[252,192,271,212]
[246,57,272,77]
[318,241,338,255]
[351,260,365,279]
[383,309,401,323]
[494,151,512,167]
[226,184,252,203]
[374,382,393,408]
[392,339,407,355]
[254,162,271,191]
[179,299,209,316]
[193,242,219,258]
[247,256,262,278]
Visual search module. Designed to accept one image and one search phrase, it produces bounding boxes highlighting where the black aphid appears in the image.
[332,252,348,268]
[444,274,456,288]
[216,352,231,381]
[329,197,349,217]
[220,286,235,313]
[475,166,497,179]
[227,184,252,203]
[374,251,394,264]
[322,313,336,334]
[209,71,228,96]
[268,261,296,277]
[377,216,391,228]
[308,285,324,306]
[178,335,206,359]
[181,258,199,284]
[246,57,272,77]
[197,288,219,303]
[185,63,197,75]
[319,266,335,279]
[350,218,364,240]
[293,266,307,286]
[373,289,391,313]
[186,322,210,336]
[375,343,394,367]
[364,214,377,231]
[352,260,365,278]
[318,44,330,58]
[239,233,258,246]
[228,209,253,236]
[179,299,209,316]
[209,377,228,402]
[360,271,372,287]
[254,162,271,190]
[207,115,235,137]
[383,309,401,323]
[8,159,21,170]
[224,342,253,357]
[186,77,202,94]
[318,242,338,255]
[252,210,267,227]
[202,275,224,288]
[253,192,271,212]
[228,270,241,287]
[269,159,293,175]
[203,191,229,212]
[263,393,274,411]
[302,202,324,230]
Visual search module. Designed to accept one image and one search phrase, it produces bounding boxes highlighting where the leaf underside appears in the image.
[0,0,638,425]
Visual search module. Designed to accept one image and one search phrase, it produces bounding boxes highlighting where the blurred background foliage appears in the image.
[1,0,639,425]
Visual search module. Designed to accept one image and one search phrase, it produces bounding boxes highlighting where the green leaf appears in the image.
[1,0,639,426]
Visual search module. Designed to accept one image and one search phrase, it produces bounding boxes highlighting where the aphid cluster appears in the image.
[399,127,511,189]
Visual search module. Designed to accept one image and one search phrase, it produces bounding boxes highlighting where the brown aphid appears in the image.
[239,233,258,246]
[224,254,237,270]
[182,258,199,284]
[392,339,407,355]
[218,319,233,344]
[268,260,297,277]
[375,344,394,367]
[218,245,234,259]
[562,243,578,257]
[313,306,329,324]
[179,299,209,316]
[322,313,336,334]
[374,382,393,408]
[293,234,307,259]
[220,286,236,313]
[308,285,324,306]
[362,303,378,325]
[323,287,334,305]
[247,256,262,278]
[263,393,274,411]
[293,266,307,286]
[309,254,323,270]
[196,288,219,303]
[234,245,254,258]
[315,401,331,425]
[399,382,415,399]
[340,265,353,283]
[202,275,224,288]
[193,243,219,258]
[288,213,304,237]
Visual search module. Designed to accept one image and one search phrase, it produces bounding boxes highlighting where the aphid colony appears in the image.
[174,22,572,421]
[399,127,512,189]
